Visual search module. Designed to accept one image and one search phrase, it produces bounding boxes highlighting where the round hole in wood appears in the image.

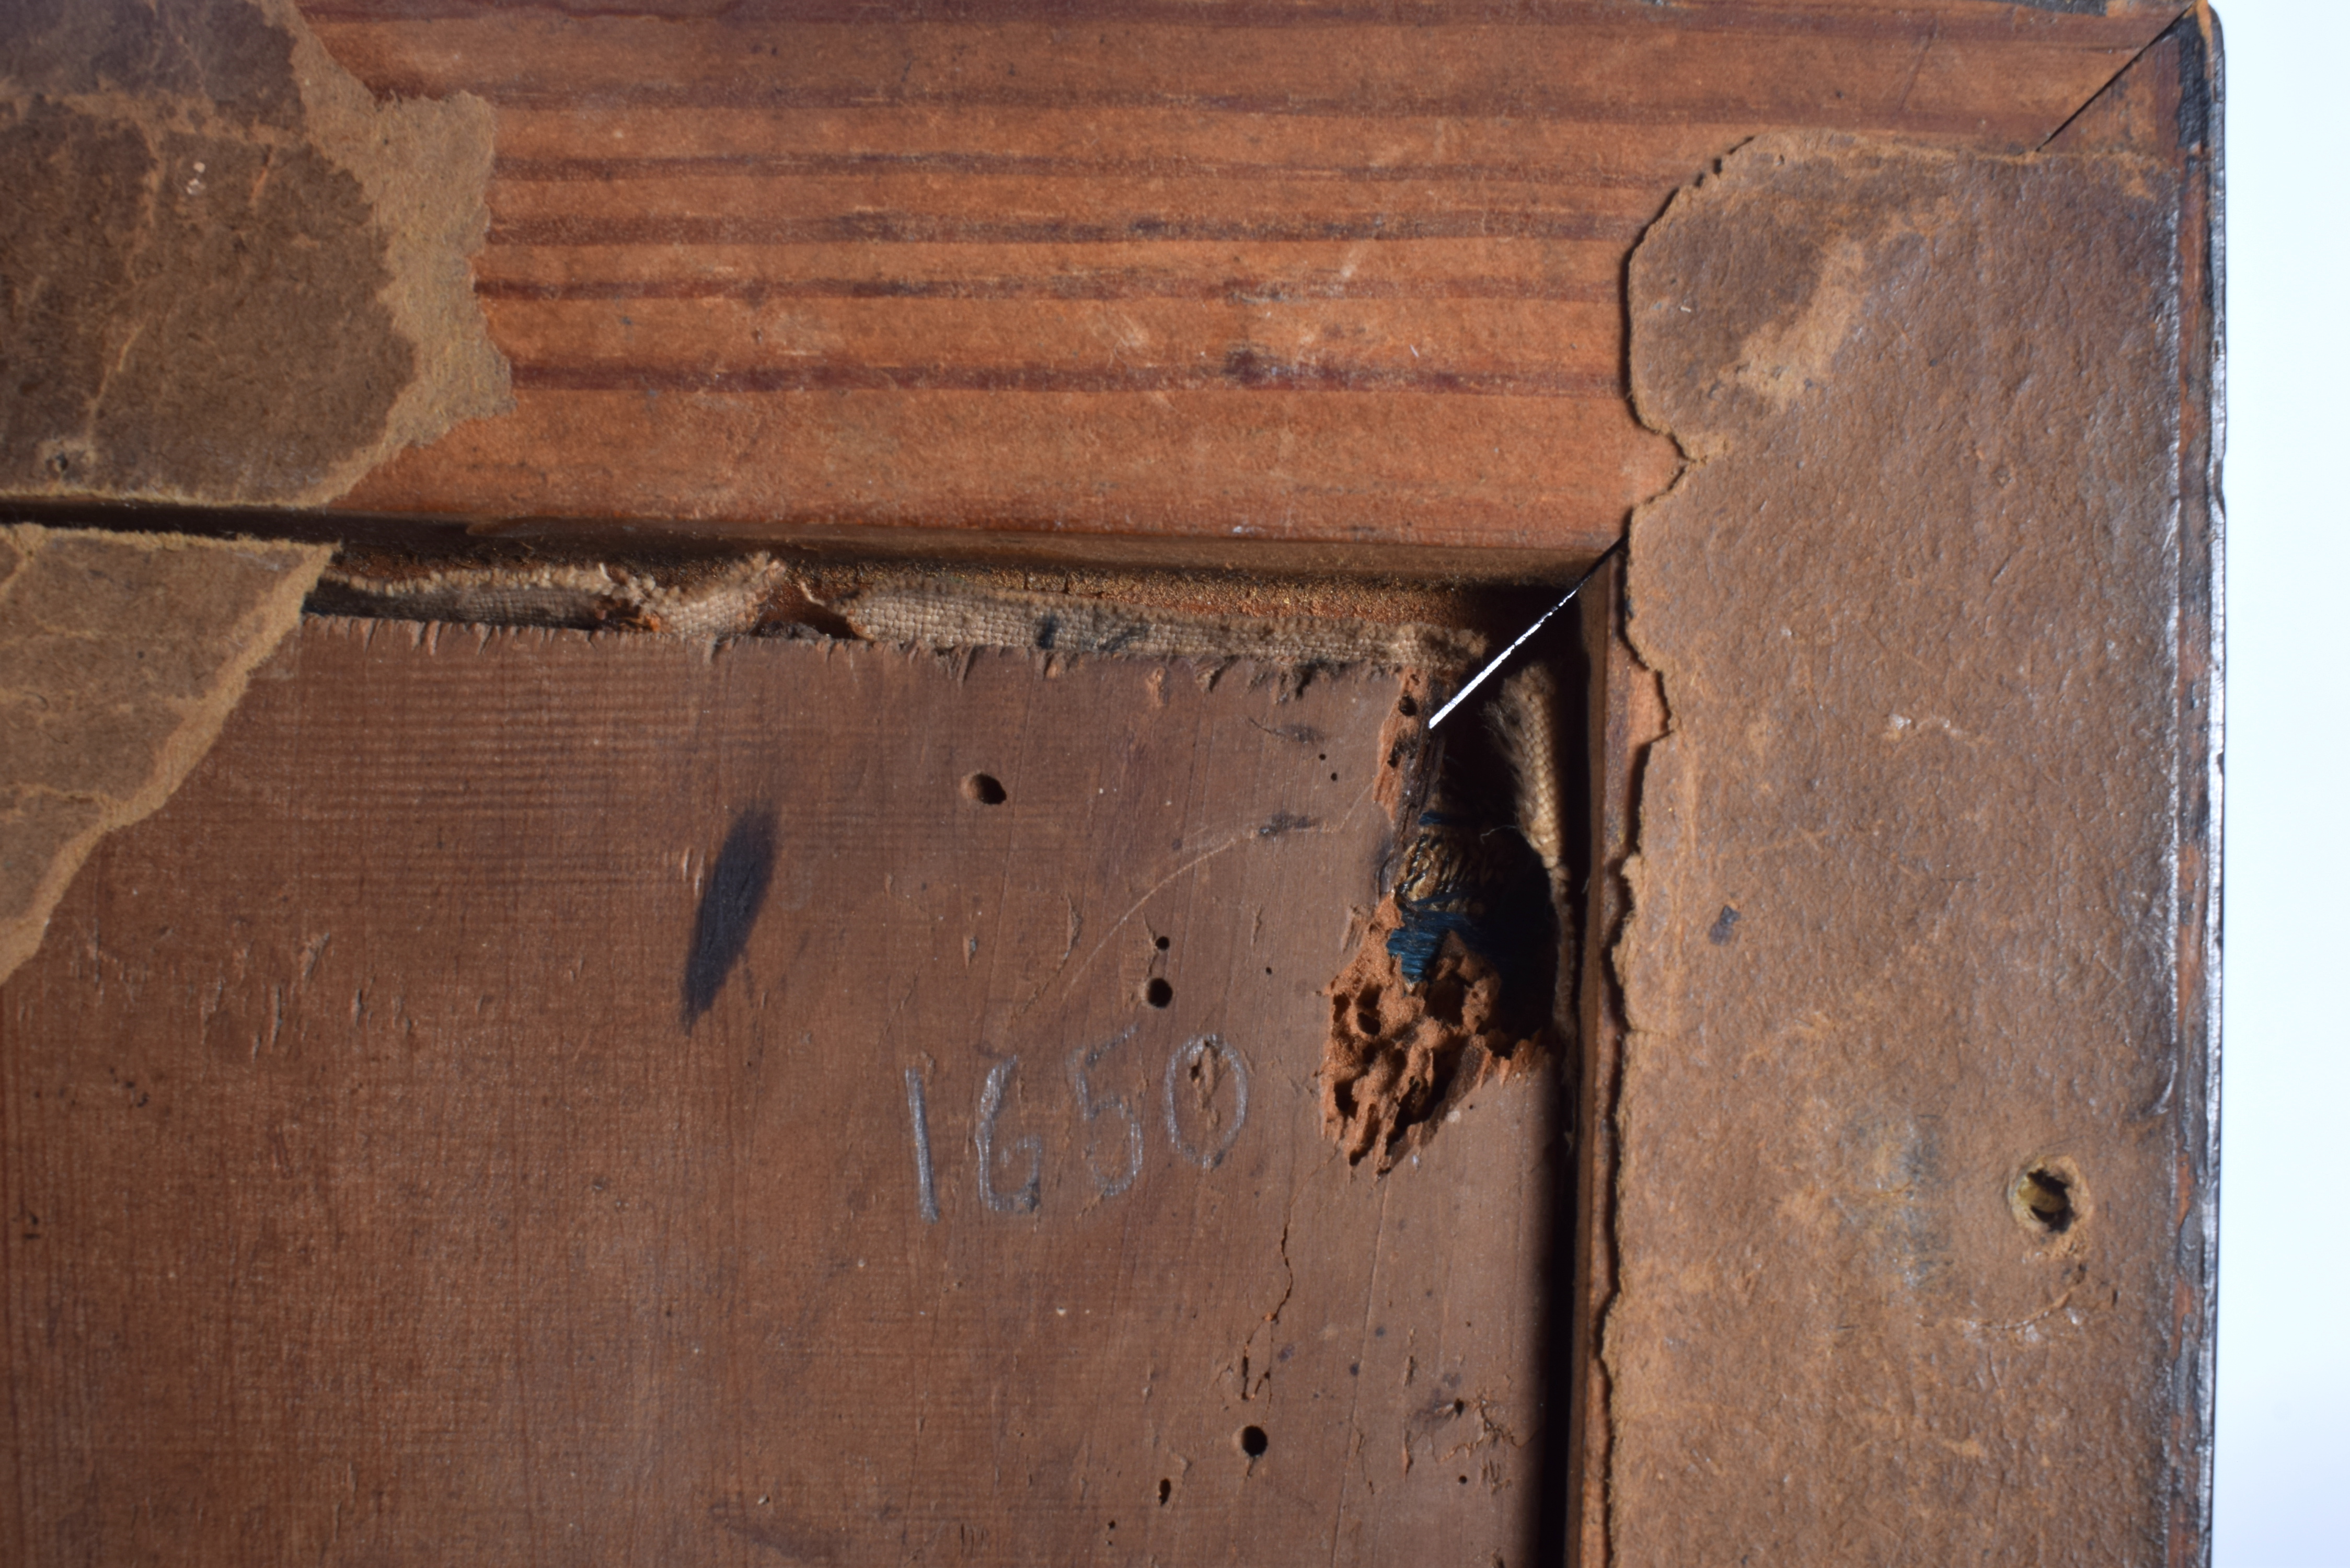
[1238,1425,1269,1459]
[961,773,1007,805]
[2012,1160,2078,1235]
[1144,977,1174,1009]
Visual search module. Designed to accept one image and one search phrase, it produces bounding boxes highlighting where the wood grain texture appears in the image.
[0,618,1558,1566]
[301,0,2186,562]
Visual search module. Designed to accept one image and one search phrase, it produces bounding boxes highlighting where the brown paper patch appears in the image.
[0,0,508,506]
[1609,133,2193,1563]
[0,525,330,982]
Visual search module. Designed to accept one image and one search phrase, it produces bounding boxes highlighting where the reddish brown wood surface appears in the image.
[307,0,2184,563]
[0,619,1559,1566]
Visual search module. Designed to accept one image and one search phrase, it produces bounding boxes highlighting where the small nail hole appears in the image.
[961,773,1007,805]
[1157,1478,1171,1505]
[2013,1161,2077,1235]
[1154,935,1170,951]
[1143,977,1173,1009]
[1238,1425,1269,1459]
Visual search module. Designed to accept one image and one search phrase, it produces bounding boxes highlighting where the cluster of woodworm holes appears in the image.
[958,772,1508,1484]
[963,773,1181,1010]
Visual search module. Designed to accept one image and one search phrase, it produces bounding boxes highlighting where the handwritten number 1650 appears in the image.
[904,1032,1249,1221]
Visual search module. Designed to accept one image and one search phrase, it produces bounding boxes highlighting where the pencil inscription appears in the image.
[1069,1027,1146,1198]
[975,1057,1043,1214]
[903,1068,940,1224]
[905,1032,1252,1220]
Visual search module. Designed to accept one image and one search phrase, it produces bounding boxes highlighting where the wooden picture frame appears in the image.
[1,4,2220,1562]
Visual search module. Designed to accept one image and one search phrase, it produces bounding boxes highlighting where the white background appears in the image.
[2214,2,2349,1563]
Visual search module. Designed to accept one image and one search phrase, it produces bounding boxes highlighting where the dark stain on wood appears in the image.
[683,808,779,1029]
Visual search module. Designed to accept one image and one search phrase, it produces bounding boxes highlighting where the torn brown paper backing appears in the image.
[1,526,330,983]
[1607,132,2201,1564]
[0,0,509,506]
